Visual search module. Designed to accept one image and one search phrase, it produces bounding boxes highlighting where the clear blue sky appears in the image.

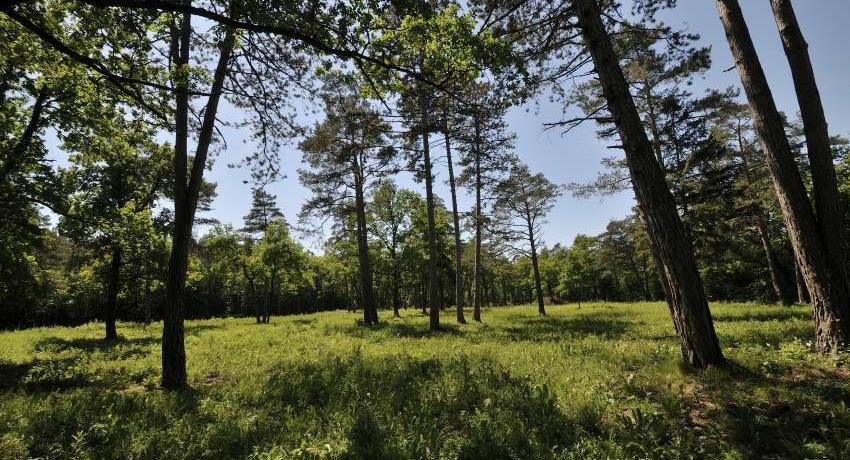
[58,1,850,251]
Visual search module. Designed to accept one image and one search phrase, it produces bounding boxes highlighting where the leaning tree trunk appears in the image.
[104,245,122,341]
[354,170,379,325]
[576,0,724,368]
[444,132,466,324]
[161,17,235,389]
[527,222,546,316]
[472,115,483,322]
[754,212,795,305]
[771,0,848,287]
[717,0,850,352]
[422,130,441,331]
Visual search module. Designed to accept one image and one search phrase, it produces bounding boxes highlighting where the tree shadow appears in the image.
[34,336,159,360]
[499,314,632,342]
[713,309,811,323]
[633,358,850,459]
[334,321,464,339]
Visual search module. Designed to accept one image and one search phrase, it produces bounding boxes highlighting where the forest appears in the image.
[2,0,850,458]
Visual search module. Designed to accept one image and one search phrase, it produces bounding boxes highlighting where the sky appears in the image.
[49,1,850,252]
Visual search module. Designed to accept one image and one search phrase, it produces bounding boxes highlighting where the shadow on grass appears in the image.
[500,313,632,341]
[630,357,850,459]
[713,309,811,323]
[334,321,464,339]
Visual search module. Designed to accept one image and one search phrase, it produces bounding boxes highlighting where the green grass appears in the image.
[2,302,850,459]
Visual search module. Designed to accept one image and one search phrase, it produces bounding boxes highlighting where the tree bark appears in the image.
[161,12,235,389]
[422,130,441,330]
[771,0,848,287]
[444,132,466,324]
[472,114,483,322]
[717,0,850,352]
[104,245,121,341]
[527,221,546,315]
[576,0,724,368]
[354,169,378,325]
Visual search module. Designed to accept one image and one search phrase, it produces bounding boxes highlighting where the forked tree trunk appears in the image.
[161,15,235,389]
[104,245,121,341]
[717,0,850,352]
[472,115,483,322]
[576,0,724,368]
[770,0,848,286]
[444,132,466,324]
[422,130,441,330]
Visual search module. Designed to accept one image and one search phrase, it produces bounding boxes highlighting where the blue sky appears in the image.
[54,1,850,252]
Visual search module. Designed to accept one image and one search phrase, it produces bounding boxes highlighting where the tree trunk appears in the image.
[392,256,401,317]
[717,0,850,352]
[472,115,483,322]
[771,0,848,287]
[528,224,546,315]
[576,0,724,368]
[754,213,794,305]
[354,172,378,325]
[161,14,235,389]
[444,132,466,324]
[795,258,810,304]
[422,131,441,330]
[104,245,121,341]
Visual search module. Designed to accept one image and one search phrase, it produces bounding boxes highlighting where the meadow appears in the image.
[1,302,849,459]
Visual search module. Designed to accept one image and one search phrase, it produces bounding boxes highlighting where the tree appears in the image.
[368,180,417,317]
[242,188,284,235]
[770,0,848,291]
[574,0,724,368]
[492,160,561,315]
[299,74,394,326]
[716,0,850,352]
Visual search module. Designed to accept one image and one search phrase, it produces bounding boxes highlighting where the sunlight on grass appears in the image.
[1,303,849,459]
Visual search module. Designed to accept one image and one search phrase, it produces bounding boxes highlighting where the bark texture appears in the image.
[717,0,850,352]
[422,131,441,330]
[770,0,848,288]
[576,0,724,367]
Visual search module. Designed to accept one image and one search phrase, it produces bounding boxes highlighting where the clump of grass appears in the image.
[1,302,849,459]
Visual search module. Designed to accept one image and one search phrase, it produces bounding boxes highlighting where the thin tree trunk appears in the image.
[795,258,810,304]
[444,132,466,324]
[161,14,235,389]
[422,130,441,330]
[754,212,794,305]
[576,0,724,368]
[104,245,121,341]
[528,224,546,315]
[354,171,378,325]
[472,115,483,322]
[771,0,848,286]
[717,0,850,352]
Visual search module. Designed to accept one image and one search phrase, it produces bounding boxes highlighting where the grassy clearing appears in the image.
[1,302,849,459]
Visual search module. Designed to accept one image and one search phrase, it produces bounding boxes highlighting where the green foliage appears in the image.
[2,303,850,458]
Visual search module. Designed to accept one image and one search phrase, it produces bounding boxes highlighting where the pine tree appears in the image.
[243,188,285,235]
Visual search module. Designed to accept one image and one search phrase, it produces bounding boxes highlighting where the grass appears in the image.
[1,302,850,459]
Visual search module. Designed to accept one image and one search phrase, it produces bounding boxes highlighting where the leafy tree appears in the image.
[491,160,561,315]
[299,73,395,325]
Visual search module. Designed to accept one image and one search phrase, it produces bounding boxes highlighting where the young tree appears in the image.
[242,188,284,235]
[716,0,850,352]
[299,75,394,325]
[368,180,417,317]
[492,161,561,315]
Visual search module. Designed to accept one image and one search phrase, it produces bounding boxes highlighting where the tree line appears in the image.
[2,0,849,389]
